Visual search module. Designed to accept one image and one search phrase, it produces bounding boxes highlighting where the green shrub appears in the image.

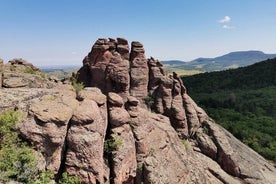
[143,95,154,108]
[39,72,46,79]
[0,110,38,183]
[58,172,81,184]
[181,139,190,151]
[0,110,82,183]
[28,170,54,184]
[24,67,36,74]
[104,135,123,153]
[70,77,84,92]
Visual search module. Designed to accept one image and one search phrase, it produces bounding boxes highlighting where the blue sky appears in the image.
[0,0,275,66]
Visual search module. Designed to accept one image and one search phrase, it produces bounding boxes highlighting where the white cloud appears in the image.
[71,51,77,55]
[218,16,231,23]
[222,25,235,29]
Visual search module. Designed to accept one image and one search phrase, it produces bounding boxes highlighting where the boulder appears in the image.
[108,92,124,107]
[77,87,106,105]
[19,93,78,173]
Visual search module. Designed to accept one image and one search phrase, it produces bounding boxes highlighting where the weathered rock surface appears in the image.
[200,120,276,184]
[19,90,78,173]
[129,41,149,103]
[108,93,137,184]
[1,59,53,88]
[77,38,130,101]
[8,58,40,71]
[65,99,108,184]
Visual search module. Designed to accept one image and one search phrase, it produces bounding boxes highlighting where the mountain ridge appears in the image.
[162,50,276,72]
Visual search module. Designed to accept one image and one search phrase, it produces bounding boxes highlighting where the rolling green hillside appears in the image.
[182,58,276,163]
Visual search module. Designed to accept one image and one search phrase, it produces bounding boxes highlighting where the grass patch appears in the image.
[181,139,191,151]
[24,67,36,75]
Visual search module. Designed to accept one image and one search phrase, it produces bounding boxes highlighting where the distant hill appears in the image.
[182,58,276,93]
[41,66,79,79]
[181,58,276,163]
[162,50,276,72]
[161,60,186,66]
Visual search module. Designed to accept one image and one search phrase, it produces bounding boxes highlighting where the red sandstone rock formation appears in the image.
[1,39,275,184]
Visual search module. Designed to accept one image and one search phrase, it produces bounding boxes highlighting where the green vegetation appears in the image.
[181,139,191,150]
[104,135,123,153]
[0,110,37,183]
[0,110,80,183]
[58,172,81,184]
[70,76,84,92]
[165,66,202,76]
[182,58,276,162]
[43,68,78,80]
[183,58,276,93]
[28,170,54,184]
[143,95,154,108]
[23,67,46,78]
[24,67,36,74]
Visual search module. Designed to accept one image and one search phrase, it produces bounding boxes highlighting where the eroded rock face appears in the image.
[19,91,78,173]
[65,99,108,184]
[77,38,130,101]
[107,93,137,184]
[129,41,149,103]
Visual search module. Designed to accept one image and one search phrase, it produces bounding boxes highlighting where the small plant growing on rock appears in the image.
[104,135,123,153]
[203,126,210,135]
[70,76,84,92]
[28,170,54,184]
[181,139,191,151]
[58,172,81,184]
[143,95,154,108]
[24,67,36,74]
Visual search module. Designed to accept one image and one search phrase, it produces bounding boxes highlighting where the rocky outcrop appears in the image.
[129,41,149,103]
[77,39,206,137]
[76,38,149,102]
[75,38,276,184]
[1,38,275,184]
[77,38,130,101]
[8,58,40,71]
[1,58,53,88]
